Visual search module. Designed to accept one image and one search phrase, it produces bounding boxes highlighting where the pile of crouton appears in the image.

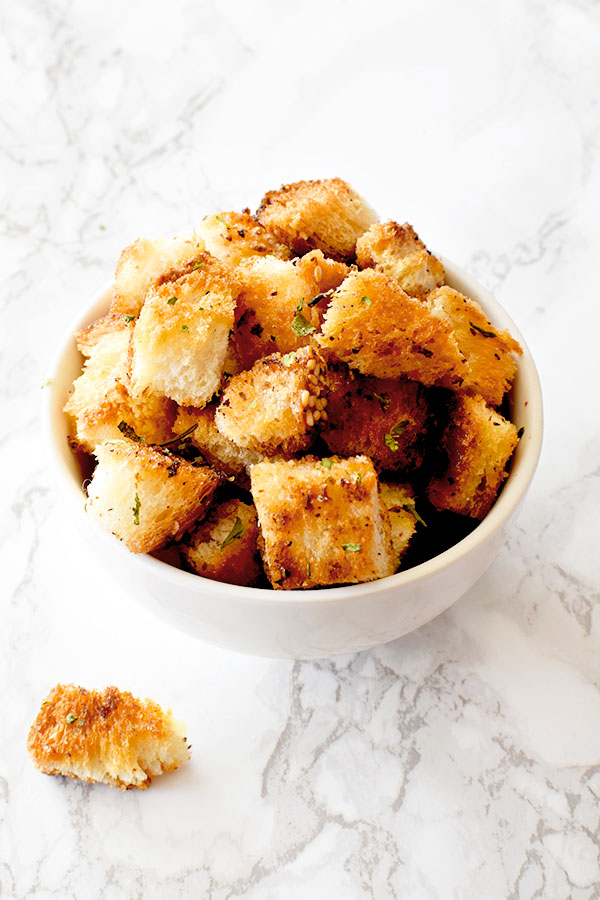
[64,178,521,590]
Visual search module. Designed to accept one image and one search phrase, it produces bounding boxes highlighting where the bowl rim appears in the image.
[43,257,543,606]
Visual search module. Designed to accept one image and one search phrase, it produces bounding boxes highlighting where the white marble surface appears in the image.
[2,0,600,896]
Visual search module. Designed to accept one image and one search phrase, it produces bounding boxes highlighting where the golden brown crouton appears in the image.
[87,439,220,553]
[64,314,175,453]
[110,234,206,317]
[318,269,467,388]
[233,251,348,369]
[256,178,378,261]
[28,684,189,790]
[215,345,329,455]
[427,286,522,407]
[427,394,519,519]
[250,456,395,590]
[174,403,262,478]
[379,483,420,570]
[182,498,261,586]
[321,371,430,472]
[195,210,293,267]
[356,222,445,296]
[129,254,237,408]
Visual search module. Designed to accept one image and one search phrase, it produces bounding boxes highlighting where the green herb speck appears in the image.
[167,296,178,305]
[341,542,361,553]
[221,516,244,550]
[182,324,189,332]
[132,493,141,526]
[65,713,77,724]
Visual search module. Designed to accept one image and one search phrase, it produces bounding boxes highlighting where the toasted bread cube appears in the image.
[27,684,189,790]
[427,394,519,519]
[130,254,237,407]
[428,287,522,407]
[233,251,348,369]
[87,439,220,553]
[318,269,466,388]
[182,498,261,586]
[250,456,394,590]
[321,371,429,472]
[110,233,206,317]
[216,345,329,455]
[174,404,262,477]
[256,178,378,261]
[380,483,419,570]
[64,314,175,453]
[195,210,293,267]
[356,222,445,296]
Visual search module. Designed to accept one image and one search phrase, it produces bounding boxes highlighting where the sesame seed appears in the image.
[314,365,321,377]
[301,389,310,407]
[320,410,328,421]
[308,374,318,385]
[314,265,322,282]
[306,411,314,427]
[313,410,321,422]
[307,359,316,371]
[308,395,316,408]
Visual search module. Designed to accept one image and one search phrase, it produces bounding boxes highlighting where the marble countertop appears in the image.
[2,0,600,897]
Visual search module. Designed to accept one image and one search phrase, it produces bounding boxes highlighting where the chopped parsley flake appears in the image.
[342,542,361,553]
[356,472,362,484]
[132,493,141,526]
[306,561,311,579]
[221,516,244,550]
[41,378,52,389]
[320,459,333,469]
[360,295,372,307]
[403,501,427,528]
[469,320,497,338]
[373,392,390,412]
[118,421,146,443]
[65,713,77,724]
[124,314,136,322]
[192,261,204,270]
[281,352,296,367]
[181,324,189,332]
[167,296,178,305]
[383,420,409,452]
[215,215,227,225]
[291,299,316,336]
[249,399,257,409]
[76,718,85,726]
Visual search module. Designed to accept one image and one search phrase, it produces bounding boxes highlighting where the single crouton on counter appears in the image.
[215,345,329,455]
[110,233,206,317]
[195,210,293,267]
[427,394,519,519]
[356,222,445,296]
[129,254,237,408]
[321,370,430,472]
[427,286,522,407]
[233,251,348,369]
[379,482,421,570]
[256,177,378,262]
[250,456,395,590]
[27,684,189,790]
[174,404,262,479]
[182,498,261,586]
[318,269,467,388]
[87,439,221,553]
[64,314,175,453]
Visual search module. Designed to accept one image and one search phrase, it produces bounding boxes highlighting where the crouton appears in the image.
[174,404,262,477]
[87,439,220,553]
[64,314,175,453]
[110,234,206,317]
[216,345,329,455]
[233,251,348,369]
[427,394,519,519]
[195,210,292,266]
[129,254,237,408]
[356,222,445,296]
[27,684,189,790]
[428,286,522,407]
[379,483,420,569]
[250,456,395,590]
[318,269,466,388]
[182,498,261,586]
[256,178,378,261]
[321,371,430,472]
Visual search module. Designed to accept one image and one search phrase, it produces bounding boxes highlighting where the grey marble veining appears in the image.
[2,0,600,897]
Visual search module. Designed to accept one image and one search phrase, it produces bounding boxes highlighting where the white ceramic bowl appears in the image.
[44,259,542,659]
